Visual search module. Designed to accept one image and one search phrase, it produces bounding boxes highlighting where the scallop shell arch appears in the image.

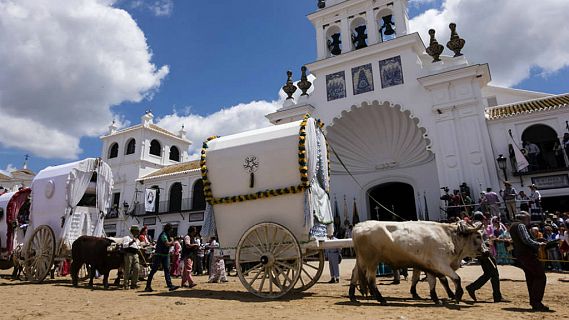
[327,100,434,174]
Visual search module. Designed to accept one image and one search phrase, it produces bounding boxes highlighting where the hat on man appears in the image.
[529,184,538,189]
[504,181,512,186]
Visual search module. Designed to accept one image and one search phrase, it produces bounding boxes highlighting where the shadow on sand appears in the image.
[140,288,316,303]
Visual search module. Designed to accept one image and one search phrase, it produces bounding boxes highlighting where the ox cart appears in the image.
[200,115,352,298]
[0,158,113,282]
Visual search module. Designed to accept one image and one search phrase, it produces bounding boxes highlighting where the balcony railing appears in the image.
[129,198,205,218]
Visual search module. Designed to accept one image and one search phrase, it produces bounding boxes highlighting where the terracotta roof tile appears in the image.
[141,160,201,180]
[486,93,569,120]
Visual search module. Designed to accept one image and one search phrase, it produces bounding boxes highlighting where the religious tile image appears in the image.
[352,64,374,95]
[379,56,404,88]
[326,71,346,101]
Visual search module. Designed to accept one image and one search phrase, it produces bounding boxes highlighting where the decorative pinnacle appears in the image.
[282,70,297,100]
[446,23,465,57]
[297,66,312,96]
[426,29,444,62]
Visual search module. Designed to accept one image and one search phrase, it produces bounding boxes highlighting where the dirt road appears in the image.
[1,259,567,320]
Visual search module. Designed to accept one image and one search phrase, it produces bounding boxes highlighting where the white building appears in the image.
[267,0,569,221]
[100,111,204,238]
[0,158,35,193]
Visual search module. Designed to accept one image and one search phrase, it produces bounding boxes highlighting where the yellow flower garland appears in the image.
[200,114,329,205]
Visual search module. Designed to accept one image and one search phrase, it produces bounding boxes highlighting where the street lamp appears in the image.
[496,154,508,181]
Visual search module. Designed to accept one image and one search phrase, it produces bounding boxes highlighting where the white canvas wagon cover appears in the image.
[29,158,113,252]
[200,116,333,249]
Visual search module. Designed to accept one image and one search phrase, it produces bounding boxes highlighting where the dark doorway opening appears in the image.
[368,182,416,221]
[169,182,183,212]
[541,195,569,213]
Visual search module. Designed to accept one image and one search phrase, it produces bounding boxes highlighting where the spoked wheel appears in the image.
[294,249,324,291]
[0,259,13,270]
[236,223,302,299]
[23,225,56,283]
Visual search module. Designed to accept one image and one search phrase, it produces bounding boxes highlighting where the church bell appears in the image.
[381,15,395,36]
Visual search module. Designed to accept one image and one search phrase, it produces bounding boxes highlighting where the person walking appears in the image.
[509,212,549,312]
[501,181,517,222]
[181,226,199,288]
[466,212,504,302]
[122,225,141,289]
[324,235,341,283]
[145,223,179,292]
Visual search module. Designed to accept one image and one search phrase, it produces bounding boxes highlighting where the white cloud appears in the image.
[121,0,173,17]
[409,0,569,86]
[149,0,173,16]
[5,164,17,172]
[0,0,169,159]
[156,100,281,157]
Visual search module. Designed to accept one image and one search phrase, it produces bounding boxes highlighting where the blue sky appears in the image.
[1,0,569,173]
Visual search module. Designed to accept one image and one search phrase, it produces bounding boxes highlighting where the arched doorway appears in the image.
[521,124,563,170]
[168,182,182,212]
[368,182,416,221]
[191,179,206,211]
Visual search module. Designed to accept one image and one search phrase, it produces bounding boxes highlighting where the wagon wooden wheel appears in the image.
[22,225,56,283]
[294,249,324,291]
[236,223,302,298]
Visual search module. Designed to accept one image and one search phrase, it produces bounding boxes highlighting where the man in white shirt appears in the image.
[528,184,542,221]
[122,225,141,289]
[526,142,540,170]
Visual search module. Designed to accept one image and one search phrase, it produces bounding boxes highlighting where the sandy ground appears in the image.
[1,259,567,320]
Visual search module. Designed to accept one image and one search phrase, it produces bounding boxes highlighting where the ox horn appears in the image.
[457,222,482,235]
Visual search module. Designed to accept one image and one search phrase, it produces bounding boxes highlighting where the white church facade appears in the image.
[98,0,569,237]
[267,0,569,222]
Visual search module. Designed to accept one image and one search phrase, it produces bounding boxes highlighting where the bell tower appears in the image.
[310,0,410,60]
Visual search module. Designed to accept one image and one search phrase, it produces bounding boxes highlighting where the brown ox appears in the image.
[349,220,483,304]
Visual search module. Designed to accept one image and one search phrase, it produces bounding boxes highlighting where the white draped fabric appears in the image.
[66,159,96,213]
[93,161,113,236]
[200,204,216,240]
[305,118,333,227]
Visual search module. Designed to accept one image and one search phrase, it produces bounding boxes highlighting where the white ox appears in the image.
[349,220,484,304]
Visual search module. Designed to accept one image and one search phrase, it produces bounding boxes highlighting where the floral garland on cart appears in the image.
[200,114,329,205]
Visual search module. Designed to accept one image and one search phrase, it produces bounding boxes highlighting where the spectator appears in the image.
[170,237,181,277]
[563,133,569,160]
[324,234,341,283]
[518,190,530,212]
[483,188,501,217]
[526,141,541,170]
[181,227,199,288]
[528,185,542,221]
[501,181,517,222]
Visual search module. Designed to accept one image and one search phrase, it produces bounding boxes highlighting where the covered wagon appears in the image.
[200,115,340,298]
[10,158,113,282]
[0,188,31,270]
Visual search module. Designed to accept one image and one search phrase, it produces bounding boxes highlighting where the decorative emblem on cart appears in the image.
[45,180,55,199]
[243,155,259,188]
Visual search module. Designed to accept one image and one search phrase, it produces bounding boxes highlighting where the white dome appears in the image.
[327,100,433,174]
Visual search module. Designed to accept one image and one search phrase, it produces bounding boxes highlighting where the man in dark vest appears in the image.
[509,211,549,311]
[145,223,179,292]
[466,212,504,302]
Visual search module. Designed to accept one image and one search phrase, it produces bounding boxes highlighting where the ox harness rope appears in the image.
[328,143,408,222]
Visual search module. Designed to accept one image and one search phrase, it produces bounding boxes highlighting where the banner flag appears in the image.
[145,188,157,212]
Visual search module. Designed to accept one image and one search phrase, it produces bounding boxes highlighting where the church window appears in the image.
[350,17,368,50]
[326,25,342,56]
[191,179,206,211]
[125,138,136,155]
[521,124,565,171]
[378,12,396,42]
[108,143,119,159]
[149,139,161,156]
[169,146,180,162]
